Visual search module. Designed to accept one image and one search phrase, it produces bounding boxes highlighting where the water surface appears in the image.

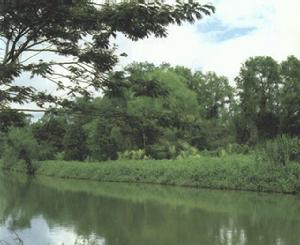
[0,173,300,244]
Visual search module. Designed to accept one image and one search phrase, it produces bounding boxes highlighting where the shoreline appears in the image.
[3,154,299,194]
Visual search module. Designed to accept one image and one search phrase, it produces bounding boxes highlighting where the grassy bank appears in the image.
[24,154,300,194]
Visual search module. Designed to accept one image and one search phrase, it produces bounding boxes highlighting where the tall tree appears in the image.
[235,56,281,143]
[0,0,214,107]
[63,123,87,161]
[189,71,234,119]
[280,56,300,136]
[32,114,67,159]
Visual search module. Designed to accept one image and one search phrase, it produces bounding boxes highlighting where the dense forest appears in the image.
[1,55,299,165]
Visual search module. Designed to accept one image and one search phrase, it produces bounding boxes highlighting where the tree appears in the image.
[32,114,67,159]
[85,117,120,161]
[188,71,234,119]
[81,64,202,159]
[0,0,214,107]
[63,123,87,161]
[280,56,300,136]
[0,110,27,133]
[235,56,281,143]
[2,127,38,175]
[0,110,28,158]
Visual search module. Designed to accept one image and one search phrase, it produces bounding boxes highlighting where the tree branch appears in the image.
[21,45,55,64]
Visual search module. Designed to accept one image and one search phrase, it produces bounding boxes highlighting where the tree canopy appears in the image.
[0,0,215,107]
[1,56,300,163]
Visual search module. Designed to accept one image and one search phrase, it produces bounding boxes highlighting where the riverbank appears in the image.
[28,155,300,194]
[2,154,300,193]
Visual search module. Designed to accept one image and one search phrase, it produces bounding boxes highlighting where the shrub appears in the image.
[37,141,58,160]
[217,147,226,158]
[55,152,65,161]
[176,142,200,159]
[118,149,149,160]
[2,127,39,174]
[146,144,169,160]
[200,149,218,157]
[263,135,300,166]
[145,142,201,160]
[226,143,250,155]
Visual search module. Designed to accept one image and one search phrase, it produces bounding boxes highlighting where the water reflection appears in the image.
[0,173,300,245]
[0,217,105,244]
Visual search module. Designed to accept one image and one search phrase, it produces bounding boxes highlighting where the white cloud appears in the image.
[115,0,300,82]
[2,0,300,114]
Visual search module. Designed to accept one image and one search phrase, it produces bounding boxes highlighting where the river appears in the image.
[0,172,300,245]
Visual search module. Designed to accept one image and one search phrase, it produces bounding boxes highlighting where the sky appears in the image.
[116,0,300,80]
[0,216,104,245]
[1,0,300,117]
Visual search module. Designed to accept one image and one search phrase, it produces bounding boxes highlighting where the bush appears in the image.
[176,142,200,160]
[2,127,39,174]
[263,135,300,166]
[145,142,201,160]
[118,149,149,160]
[37,141,58,160]
[200,149,218,157]
[145,144,170,160]
[55,152,65,161]
[216,147,226,158]
[226,143,250,155]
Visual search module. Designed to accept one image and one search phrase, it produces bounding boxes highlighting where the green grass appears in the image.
[25,154,300,194]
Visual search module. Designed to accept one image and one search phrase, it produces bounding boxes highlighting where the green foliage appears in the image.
[280,56,300,137]
[37,155,300,193]
[1,55,298,166]
[2,127,39,173]
[262,135,300,166]
[188,71,234,119]
[85,118,120,161]
[0,0,214,106]
[0,133,5,158]
[37,142,58,161]
[176,142,201,160]
[118,149,149,160]
[0,110,27,133]
[232,55,300,144]
[63,124,88,161]
[32,117,66,149]
[144,142,201,160]
[145,144,171,160]
[217,148,227,158]
[235,56,281,143]
[226,143,250,155]
[54,152,65,161]
[32,116,67,160]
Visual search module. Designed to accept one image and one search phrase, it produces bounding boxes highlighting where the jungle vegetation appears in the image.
[0,1,299,192]
[0,56,299,193]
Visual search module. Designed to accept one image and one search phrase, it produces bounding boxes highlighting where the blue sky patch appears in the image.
[197,19,256,42]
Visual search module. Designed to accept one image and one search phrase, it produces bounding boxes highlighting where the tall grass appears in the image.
[263,135,300,166]
[33,155,300,194]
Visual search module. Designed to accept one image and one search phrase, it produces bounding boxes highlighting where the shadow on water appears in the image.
[1,172,300,244]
